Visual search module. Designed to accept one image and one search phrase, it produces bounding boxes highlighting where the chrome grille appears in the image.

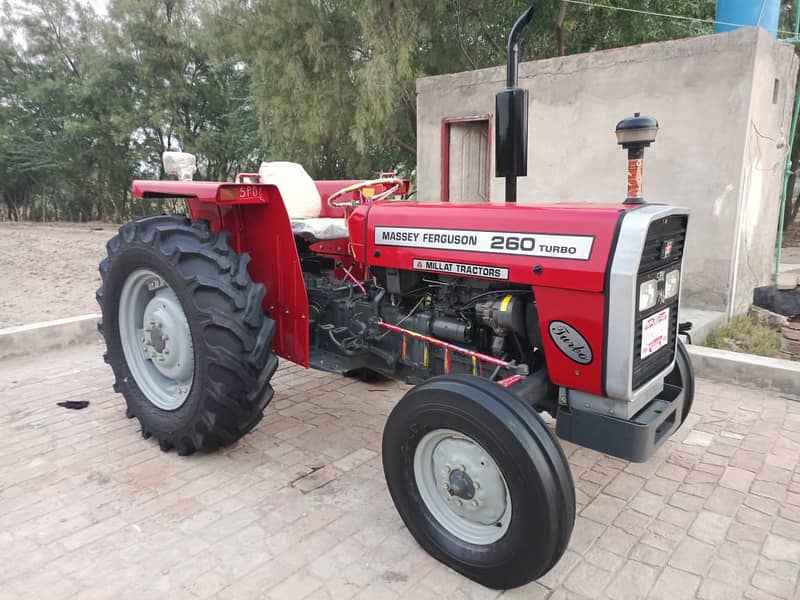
[631,214,687,390]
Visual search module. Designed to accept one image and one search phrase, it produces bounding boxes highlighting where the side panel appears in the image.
[356,202,624,292]
[532,286,605,395]
[350,201,628,396]
[216,192,309,367]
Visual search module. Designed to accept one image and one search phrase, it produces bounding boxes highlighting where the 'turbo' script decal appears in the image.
[548,321,593,365]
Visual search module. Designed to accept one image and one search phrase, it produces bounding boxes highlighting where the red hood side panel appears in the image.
[348,201,628,395]
[354,202,624,292]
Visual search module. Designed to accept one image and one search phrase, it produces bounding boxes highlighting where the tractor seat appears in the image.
[257,161,349,241]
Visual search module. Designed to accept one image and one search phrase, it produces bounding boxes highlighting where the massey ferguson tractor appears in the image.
[96,8,693,590]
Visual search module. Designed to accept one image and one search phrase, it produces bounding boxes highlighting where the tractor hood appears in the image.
[349,202,629,293]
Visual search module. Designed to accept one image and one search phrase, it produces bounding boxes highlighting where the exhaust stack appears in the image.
[495,6,534,203]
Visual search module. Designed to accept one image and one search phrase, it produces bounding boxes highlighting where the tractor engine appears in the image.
[303,257,546,391]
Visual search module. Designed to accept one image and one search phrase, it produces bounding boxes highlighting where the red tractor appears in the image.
[97,8,693,590]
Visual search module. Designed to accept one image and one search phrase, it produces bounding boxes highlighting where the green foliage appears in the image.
[232,0,718,178]
[705,314,783,358]
[0,0,264,220]
[0,0,736,220]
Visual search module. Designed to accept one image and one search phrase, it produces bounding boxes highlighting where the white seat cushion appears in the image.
[258,161,321,219]
[291,218,349,240]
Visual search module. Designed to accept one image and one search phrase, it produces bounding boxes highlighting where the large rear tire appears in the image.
[97,214,278,455]
[382,375,575,589]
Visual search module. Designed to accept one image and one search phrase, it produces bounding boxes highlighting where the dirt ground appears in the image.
[0,222,114,328]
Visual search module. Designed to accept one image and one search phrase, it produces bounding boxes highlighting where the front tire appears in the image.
[382,375,575,589]
[665,339,694,428]
[97,215,278,455]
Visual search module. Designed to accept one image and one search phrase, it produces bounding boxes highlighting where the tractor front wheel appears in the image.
[382,375,575,589]
[97,215,278,455]
[665,338,695,429]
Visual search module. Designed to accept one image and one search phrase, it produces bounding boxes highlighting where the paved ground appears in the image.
[1,344,799,600]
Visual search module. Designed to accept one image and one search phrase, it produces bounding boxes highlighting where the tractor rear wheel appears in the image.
[97,214,278,455]
[382,375,575,589]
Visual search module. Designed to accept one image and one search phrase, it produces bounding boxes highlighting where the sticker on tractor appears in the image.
[375,227,593,260]
[641,307,670,359]
[412,258,509,280]
[548,321,592,365]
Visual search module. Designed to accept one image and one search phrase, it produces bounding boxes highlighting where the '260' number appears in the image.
[490,235,535,251]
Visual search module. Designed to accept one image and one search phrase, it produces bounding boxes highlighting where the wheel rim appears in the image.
[413,428,512,545]
[118,269,194,410]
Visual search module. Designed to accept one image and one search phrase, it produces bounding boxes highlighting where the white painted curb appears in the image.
[0,314,102,360]
[687,345,800,397]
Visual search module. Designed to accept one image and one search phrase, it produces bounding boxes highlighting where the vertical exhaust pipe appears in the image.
[495,7,534,203]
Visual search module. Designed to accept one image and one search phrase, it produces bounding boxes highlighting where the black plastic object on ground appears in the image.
[753,284,800,316]
[57,400,89,410]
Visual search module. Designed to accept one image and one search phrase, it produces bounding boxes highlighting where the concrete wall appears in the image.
[416,28,798,314]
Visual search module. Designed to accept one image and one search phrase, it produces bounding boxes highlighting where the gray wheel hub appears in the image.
[413,429,511,545]
[118,269,194,411]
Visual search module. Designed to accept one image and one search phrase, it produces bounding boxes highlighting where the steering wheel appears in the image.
[327,177,405,208]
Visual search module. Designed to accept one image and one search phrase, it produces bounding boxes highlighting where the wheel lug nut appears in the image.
[459,465,466,472]
[454,499,462,507]
[471,500,479,508]
[442,483,449,491]
[162,334,169,341]
[443,465,451,474]
[474,481,480,489]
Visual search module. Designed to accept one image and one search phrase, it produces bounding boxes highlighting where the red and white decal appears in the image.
[641,307,670,359]
[237,185,264,201]
[412,258,509,280]
[375,226,594,260]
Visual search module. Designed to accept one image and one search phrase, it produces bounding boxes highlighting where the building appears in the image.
[416,27,797,318]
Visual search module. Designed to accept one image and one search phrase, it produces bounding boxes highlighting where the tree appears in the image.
[235,0,717,179]
[1,0,732,220]
[0,0,266,220]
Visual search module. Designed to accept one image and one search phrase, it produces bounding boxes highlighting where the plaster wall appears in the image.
[416,28,798,312]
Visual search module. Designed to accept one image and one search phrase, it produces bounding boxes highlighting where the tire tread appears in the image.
[97,214,277,455]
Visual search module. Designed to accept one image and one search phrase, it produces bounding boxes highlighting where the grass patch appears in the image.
[705,314,782,358]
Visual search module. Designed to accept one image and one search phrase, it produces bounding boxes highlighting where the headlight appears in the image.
[639,279,658,311]
[665,269,680,299]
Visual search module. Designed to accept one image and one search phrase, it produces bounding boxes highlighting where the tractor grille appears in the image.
[631,214,687,390]
[638,215,687,274]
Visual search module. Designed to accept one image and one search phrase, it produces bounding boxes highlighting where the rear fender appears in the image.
[187,189,309,367]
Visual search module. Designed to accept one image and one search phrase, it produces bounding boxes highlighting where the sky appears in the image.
[5,0,109,46]
[82,0,108,16]
[6,0,109,18]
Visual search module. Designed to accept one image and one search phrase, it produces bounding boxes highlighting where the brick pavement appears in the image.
[1,343,799,599]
